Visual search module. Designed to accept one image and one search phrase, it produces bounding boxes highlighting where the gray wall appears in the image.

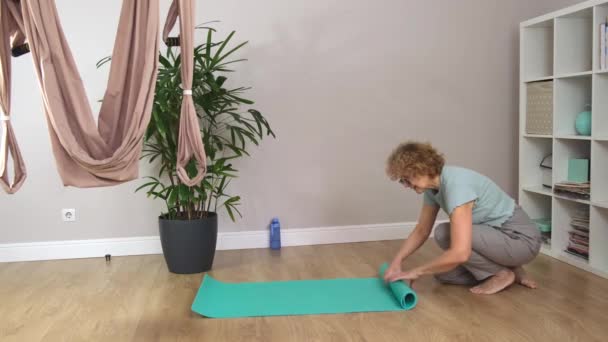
[0,0,583,243]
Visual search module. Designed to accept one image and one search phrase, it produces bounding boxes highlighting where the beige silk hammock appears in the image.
[0,0,207,194]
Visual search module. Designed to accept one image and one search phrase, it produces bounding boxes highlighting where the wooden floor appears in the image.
[1,240,608,342]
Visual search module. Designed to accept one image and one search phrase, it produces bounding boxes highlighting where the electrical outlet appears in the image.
[62,208,76,222]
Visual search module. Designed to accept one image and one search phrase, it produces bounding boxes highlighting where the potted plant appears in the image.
[131,27,275,273]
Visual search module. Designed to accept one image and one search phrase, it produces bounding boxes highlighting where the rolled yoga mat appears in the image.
[191,263,417,318]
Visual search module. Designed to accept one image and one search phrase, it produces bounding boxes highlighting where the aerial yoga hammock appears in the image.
[0,0,206,194]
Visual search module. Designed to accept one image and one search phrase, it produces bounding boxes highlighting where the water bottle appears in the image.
[270,217,281,250]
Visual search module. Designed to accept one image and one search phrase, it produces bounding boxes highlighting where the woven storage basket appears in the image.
[526,80,553,135]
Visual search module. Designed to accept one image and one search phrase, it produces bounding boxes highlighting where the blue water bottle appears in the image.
[270,217,281,250]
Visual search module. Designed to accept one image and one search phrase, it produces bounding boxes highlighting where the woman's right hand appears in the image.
[383,260,403,283]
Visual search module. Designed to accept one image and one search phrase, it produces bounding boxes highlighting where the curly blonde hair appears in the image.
[386,141,445,181]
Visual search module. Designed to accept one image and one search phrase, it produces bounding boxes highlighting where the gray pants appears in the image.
[433,205,542,285]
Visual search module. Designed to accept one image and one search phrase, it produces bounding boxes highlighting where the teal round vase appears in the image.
[575,109,591,136]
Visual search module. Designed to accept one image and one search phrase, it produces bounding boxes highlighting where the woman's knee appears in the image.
[433,223,451,249]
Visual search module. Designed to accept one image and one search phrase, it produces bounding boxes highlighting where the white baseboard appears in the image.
[0,221,446,263]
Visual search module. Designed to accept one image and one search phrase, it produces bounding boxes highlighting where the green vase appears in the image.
[575,106,591,136]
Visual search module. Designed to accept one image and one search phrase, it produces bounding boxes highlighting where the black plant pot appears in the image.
[158,212,218,274]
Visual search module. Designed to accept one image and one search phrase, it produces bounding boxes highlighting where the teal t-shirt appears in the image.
[423,166,515,227]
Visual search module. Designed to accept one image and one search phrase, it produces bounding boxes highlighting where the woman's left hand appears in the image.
[386,268,422,287]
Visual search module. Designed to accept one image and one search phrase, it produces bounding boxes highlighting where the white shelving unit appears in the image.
[520,0,608,279]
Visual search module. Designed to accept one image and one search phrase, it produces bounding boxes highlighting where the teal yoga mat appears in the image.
[191,263,417,318]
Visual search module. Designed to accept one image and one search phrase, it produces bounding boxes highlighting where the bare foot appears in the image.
[513,266,538,289]
[469,269,515,295]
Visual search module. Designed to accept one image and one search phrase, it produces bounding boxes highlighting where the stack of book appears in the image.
[566,207,590,260]
[553,181,590,200]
